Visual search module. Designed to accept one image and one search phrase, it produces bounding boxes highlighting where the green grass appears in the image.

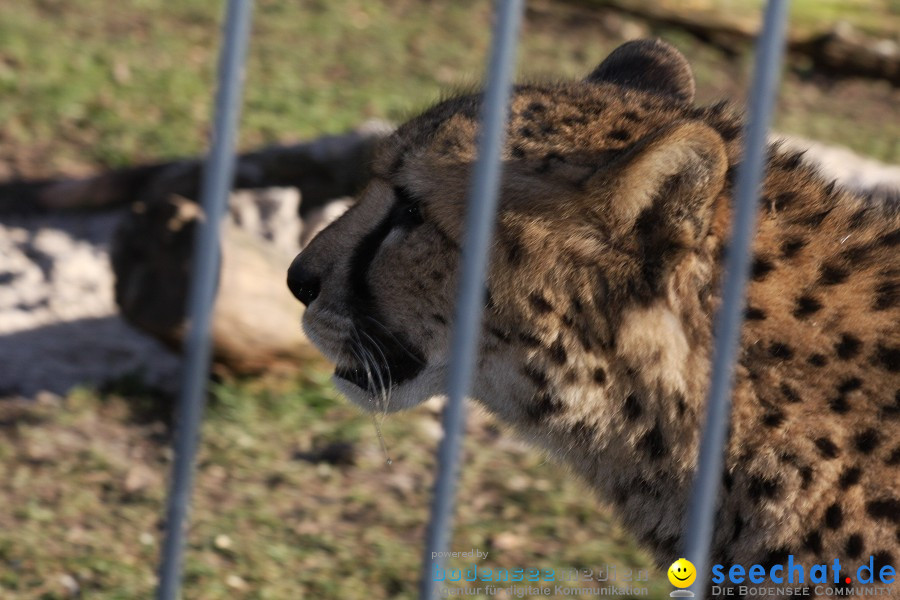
[588,0,900,36]
[0,372,666,599]
[0,0,897,178]
[787,0,900,34]
[729,0,900,37]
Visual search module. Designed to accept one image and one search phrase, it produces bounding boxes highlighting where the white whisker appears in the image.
[351,327,393,465]
[361,315,426,366]
[359,329,393,415]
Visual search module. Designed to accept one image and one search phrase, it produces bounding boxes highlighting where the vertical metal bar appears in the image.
[156,1,253,598]
[419,1,524,599]
[683,1,789,597]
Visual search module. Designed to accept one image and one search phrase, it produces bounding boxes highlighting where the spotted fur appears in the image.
[288,40,899,594]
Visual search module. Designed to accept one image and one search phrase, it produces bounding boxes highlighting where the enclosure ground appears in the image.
[0,372,667,599]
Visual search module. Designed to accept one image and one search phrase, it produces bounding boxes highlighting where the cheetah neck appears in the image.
[475,147,898,568]
[476,257,715,564]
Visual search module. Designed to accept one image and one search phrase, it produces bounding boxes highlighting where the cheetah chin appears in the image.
[332,362,448,414]
[296,303,446,412]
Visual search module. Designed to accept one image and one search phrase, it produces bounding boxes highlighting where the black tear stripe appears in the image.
[348,212,393,314]
[346,208,426,386]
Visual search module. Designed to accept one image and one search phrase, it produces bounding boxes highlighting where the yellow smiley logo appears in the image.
[667,558,696,588]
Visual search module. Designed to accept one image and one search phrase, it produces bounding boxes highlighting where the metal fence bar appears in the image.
[683,0,790,597]
[419,1,524,598]
[156,1,254,598]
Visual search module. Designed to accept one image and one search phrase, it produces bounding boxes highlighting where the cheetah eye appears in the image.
[389,185,425,230]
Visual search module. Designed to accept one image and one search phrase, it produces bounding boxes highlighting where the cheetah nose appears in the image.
[287,254,321,307]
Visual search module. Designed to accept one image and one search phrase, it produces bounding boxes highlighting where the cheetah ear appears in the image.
[597,120,727,246]
[586,39,695,104]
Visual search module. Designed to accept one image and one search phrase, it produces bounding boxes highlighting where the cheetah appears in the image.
[288,39,899,594]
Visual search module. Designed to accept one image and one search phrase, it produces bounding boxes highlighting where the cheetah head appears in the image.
[288,40,737,425]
